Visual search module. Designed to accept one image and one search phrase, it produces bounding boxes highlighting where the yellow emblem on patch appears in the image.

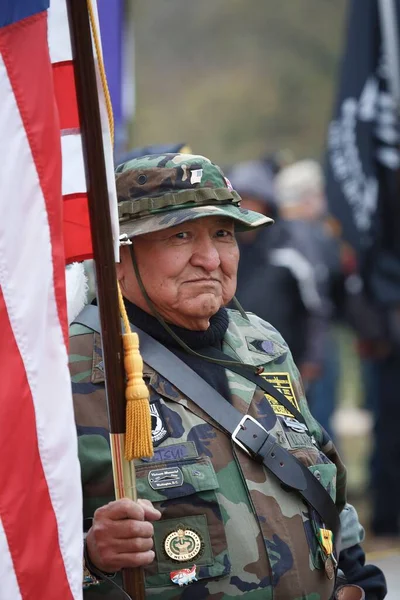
[261,372,300,417]
[164,527,202,562]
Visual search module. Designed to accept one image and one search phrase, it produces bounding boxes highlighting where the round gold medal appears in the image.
[324,555,335,580]
[164,527,202,562]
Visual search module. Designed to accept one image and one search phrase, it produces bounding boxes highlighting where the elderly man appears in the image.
[70,154,385,599]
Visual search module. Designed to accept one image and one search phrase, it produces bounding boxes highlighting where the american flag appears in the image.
[0,0,117,597]
[49,0,119,263]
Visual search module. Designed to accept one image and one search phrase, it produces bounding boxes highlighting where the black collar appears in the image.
[124,301,229,350]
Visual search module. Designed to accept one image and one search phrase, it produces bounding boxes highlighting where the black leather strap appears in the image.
[73,305,340,542]
[200,346,307,426]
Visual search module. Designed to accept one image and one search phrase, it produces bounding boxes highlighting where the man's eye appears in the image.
[215,229,233,237]
[174,231,189,239]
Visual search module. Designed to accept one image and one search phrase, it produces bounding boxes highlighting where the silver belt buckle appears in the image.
[232,415,268,456]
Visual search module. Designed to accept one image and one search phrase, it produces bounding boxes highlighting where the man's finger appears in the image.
[107,519,155,540]
[96,498,146,522]
[112,550,155,570]
[111,536,155,554]
[138,499,162,521]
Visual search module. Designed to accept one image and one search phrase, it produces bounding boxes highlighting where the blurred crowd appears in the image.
[227,151,400,552]
[115,142,400,552]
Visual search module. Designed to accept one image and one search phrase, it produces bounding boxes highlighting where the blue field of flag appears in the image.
[0,0,49,28]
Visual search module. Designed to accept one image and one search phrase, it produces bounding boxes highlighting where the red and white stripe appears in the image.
[48,0,119,264]
[0,7,82,600]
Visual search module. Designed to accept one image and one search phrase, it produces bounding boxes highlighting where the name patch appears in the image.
[285,431,314,449]
[148,466,184,490]
[140,442,199,463]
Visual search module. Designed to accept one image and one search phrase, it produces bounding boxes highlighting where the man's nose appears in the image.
[190,237,221,272]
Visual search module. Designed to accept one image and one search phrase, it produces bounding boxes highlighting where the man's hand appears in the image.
[86,498,161,573]
[335,584,365,600]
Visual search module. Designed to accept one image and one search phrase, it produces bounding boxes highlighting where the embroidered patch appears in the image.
[261,372,300,418]
[190,168,203,184]
[148,466,184,490]
[150,400,169,447]
[170,565,197,586]
[154,515,212,573]
[164,527,203,562]
[285,431,314,449]
[282,416,308,433]
[246,337,275,356]
[224,177,233,191]
[140,441,198,463]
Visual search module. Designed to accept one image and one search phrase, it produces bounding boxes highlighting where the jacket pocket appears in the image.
[135,456,231,589]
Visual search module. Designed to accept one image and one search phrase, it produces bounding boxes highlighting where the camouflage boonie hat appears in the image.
[115,153,273,238]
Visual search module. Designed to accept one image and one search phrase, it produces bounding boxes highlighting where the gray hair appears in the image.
[274,160,324,207]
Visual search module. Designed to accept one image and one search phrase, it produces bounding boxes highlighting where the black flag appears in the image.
[325,0,400,305]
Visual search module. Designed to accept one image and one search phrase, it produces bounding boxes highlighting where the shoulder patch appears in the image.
[246,337,275,355]
[261,372,300,418]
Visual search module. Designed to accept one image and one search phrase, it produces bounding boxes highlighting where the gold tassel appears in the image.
[118,283,153,460]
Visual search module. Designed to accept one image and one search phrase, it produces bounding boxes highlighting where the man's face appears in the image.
[117,216,239,330]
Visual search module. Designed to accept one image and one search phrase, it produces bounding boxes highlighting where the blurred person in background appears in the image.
[332,216,400,546]
[345,266,400,549]
[231,159,341,439]
[273,160,343,439]
[367,303,400,547]
[226,160,277,316]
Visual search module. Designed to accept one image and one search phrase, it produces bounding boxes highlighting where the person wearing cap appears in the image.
[272,160,344,437]
[70,154,385,599]
[229,159,333,399]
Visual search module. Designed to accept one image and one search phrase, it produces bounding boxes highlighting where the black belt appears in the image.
[73,305,341,544]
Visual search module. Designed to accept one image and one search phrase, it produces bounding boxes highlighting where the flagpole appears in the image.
[378,0,400,113]
[66,0,146,597]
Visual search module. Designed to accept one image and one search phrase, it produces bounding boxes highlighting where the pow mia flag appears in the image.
[325,0,400,304]
[150,400,169,447]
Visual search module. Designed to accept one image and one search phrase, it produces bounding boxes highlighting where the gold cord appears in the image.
[87,0,153,459]
[117,286,153,460]
[87,0,114,144]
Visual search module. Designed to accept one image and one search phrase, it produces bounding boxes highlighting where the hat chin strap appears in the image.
[128,244,255,372]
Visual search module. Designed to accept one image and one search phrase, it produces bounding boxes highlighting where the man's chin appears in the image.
[180,296,222,326]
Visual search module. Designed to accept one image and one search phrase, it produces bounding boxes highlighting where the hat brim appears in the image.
[119,204,273,239]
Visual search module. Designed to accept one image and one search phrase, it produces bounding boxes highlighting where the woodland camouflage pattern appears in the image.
[116,153,273,238]
[70,310,364,600]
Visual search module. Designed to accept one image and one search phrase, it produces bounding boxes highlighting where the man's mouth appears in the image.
[184,278,220,284]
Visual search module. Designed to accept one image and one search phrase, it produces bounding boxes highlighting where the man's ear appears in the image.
[116,260,123,282]
[116,245,129,282]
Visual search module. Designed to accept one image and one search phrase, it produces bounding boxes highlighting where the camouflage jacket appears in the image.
[70,309,349,600]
